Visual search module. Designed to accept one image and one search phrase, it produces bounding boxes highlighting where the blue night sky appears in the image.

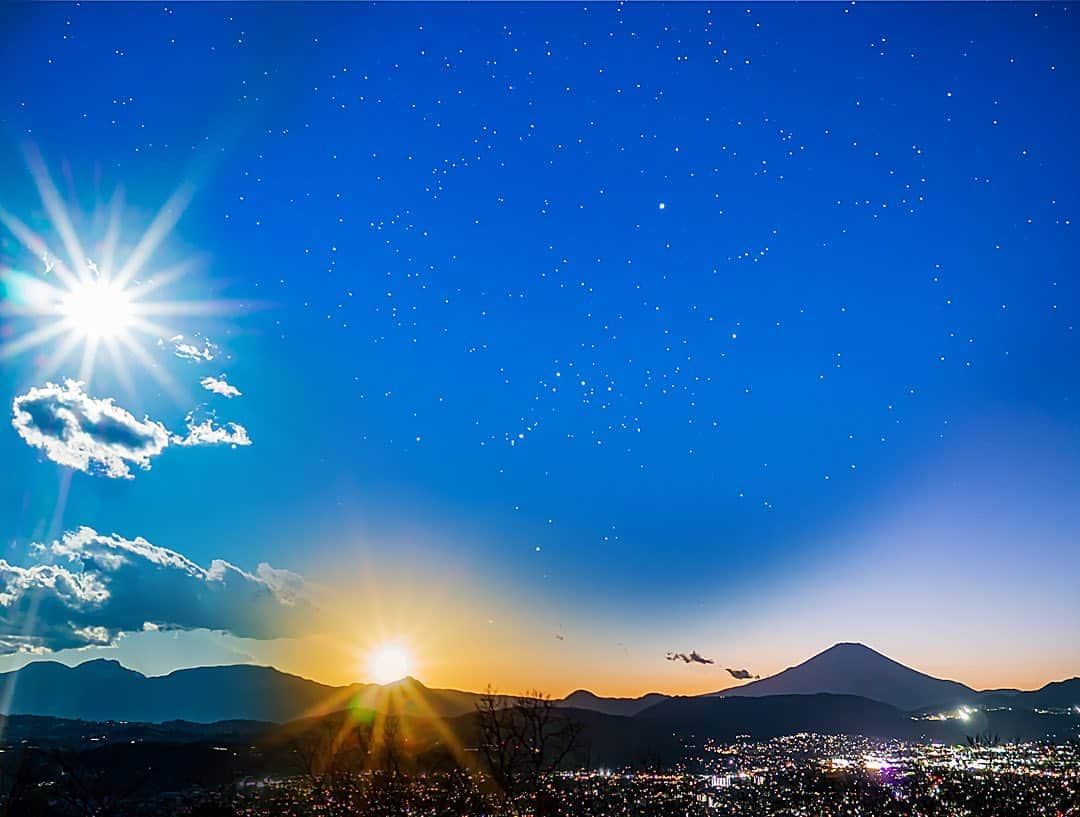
[0,3,1077,695]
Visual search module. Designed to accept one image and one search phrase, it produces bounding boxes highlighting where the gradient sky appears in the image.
[0,3,1077,697]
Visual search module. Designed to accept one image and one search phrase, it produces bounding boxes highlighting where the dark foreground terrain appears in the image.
[0,709,1077,816]
[1,737,1077,816]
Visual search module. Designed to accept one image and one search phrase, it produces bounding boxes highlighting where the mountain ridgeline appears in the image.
[0,660,483,723]
[2,643,1076,737]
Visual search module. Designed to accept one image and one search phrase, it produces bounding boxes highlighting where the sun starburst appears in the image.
[0,147,240,398]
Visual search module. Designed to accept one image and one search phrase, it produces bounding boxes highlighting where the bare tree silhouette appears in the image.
[475,688,585,817]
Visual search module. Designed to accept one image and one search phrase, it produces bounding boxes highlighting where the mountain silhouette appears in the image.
[713,643,977,710]
[637,693,925,742]
[0,660,672,723]
[1021,677,1080,710]
[557,689,669,716]
[0,661,482,723]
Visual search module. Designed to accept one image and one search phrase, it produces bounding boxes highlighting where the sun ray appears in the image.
[135,297,249,318]
[77,334,102,386]
[99,187,125,283]
[103,336,138,403]
[113,184,194,289]
[0,206,80,291]
[116,331,187,403]
[0,471,75,746]
[37,331,85,382]
[0,295,59,320]
[128,315,184,345]
[380,676,474,773]
[24,145,91,282]
[0,319,71,360]
[125,258,199,300]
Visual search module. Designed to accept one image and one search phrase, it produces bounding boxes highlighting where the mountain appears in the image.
[712,643,977,711]
[638,693,926,742]
[1025,677,1080,709]
[965,678,1080,711]
[0,660,663,723]
[0,713,274,749]
[557,689,669,717]
[0,660,485,723]
[634,691,1079,747]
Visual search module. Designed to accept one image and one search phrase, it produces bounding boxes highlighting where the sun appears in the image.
[59,277,135,340]
[369,643,413,685]
[0,147,237,397]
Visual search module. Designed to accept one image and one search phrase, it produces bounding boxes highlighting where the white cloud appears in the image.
[255,563,306,605]
[72,625,111,645]
[200,374,241,399]
[12,382,253,478]
[0,527,312,653]
[173,409,252,448]
[11,380,171,479]
[163,333,218,363]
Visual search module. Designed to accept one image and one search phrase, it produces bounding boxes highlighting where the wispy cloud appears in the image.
[200,375,241,399]
[666,650,715,665]
[163,333,218,363]
[11,380,171,479]
[0,527,312,653]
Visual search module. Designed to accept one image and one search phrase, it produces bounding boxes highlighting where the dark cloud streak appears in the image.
[666,650,715,665]
[725,667,759,680]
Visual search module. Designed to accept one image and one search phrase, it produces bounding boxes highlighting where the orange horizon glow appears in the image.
[249,632,1075,702]
[0,627,1072,702]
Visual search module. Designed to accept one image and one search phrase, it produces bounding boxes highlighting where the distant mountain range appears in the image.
[1,642,1075,725]
[0,659,483,723]
[556,689,669,717]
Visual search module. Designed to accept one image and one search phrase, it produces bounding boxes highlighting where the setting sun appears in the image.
[369,644,412,685]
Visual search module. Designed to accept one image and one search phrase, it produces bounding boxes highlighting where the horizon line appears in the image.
[5,646,1076,699]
